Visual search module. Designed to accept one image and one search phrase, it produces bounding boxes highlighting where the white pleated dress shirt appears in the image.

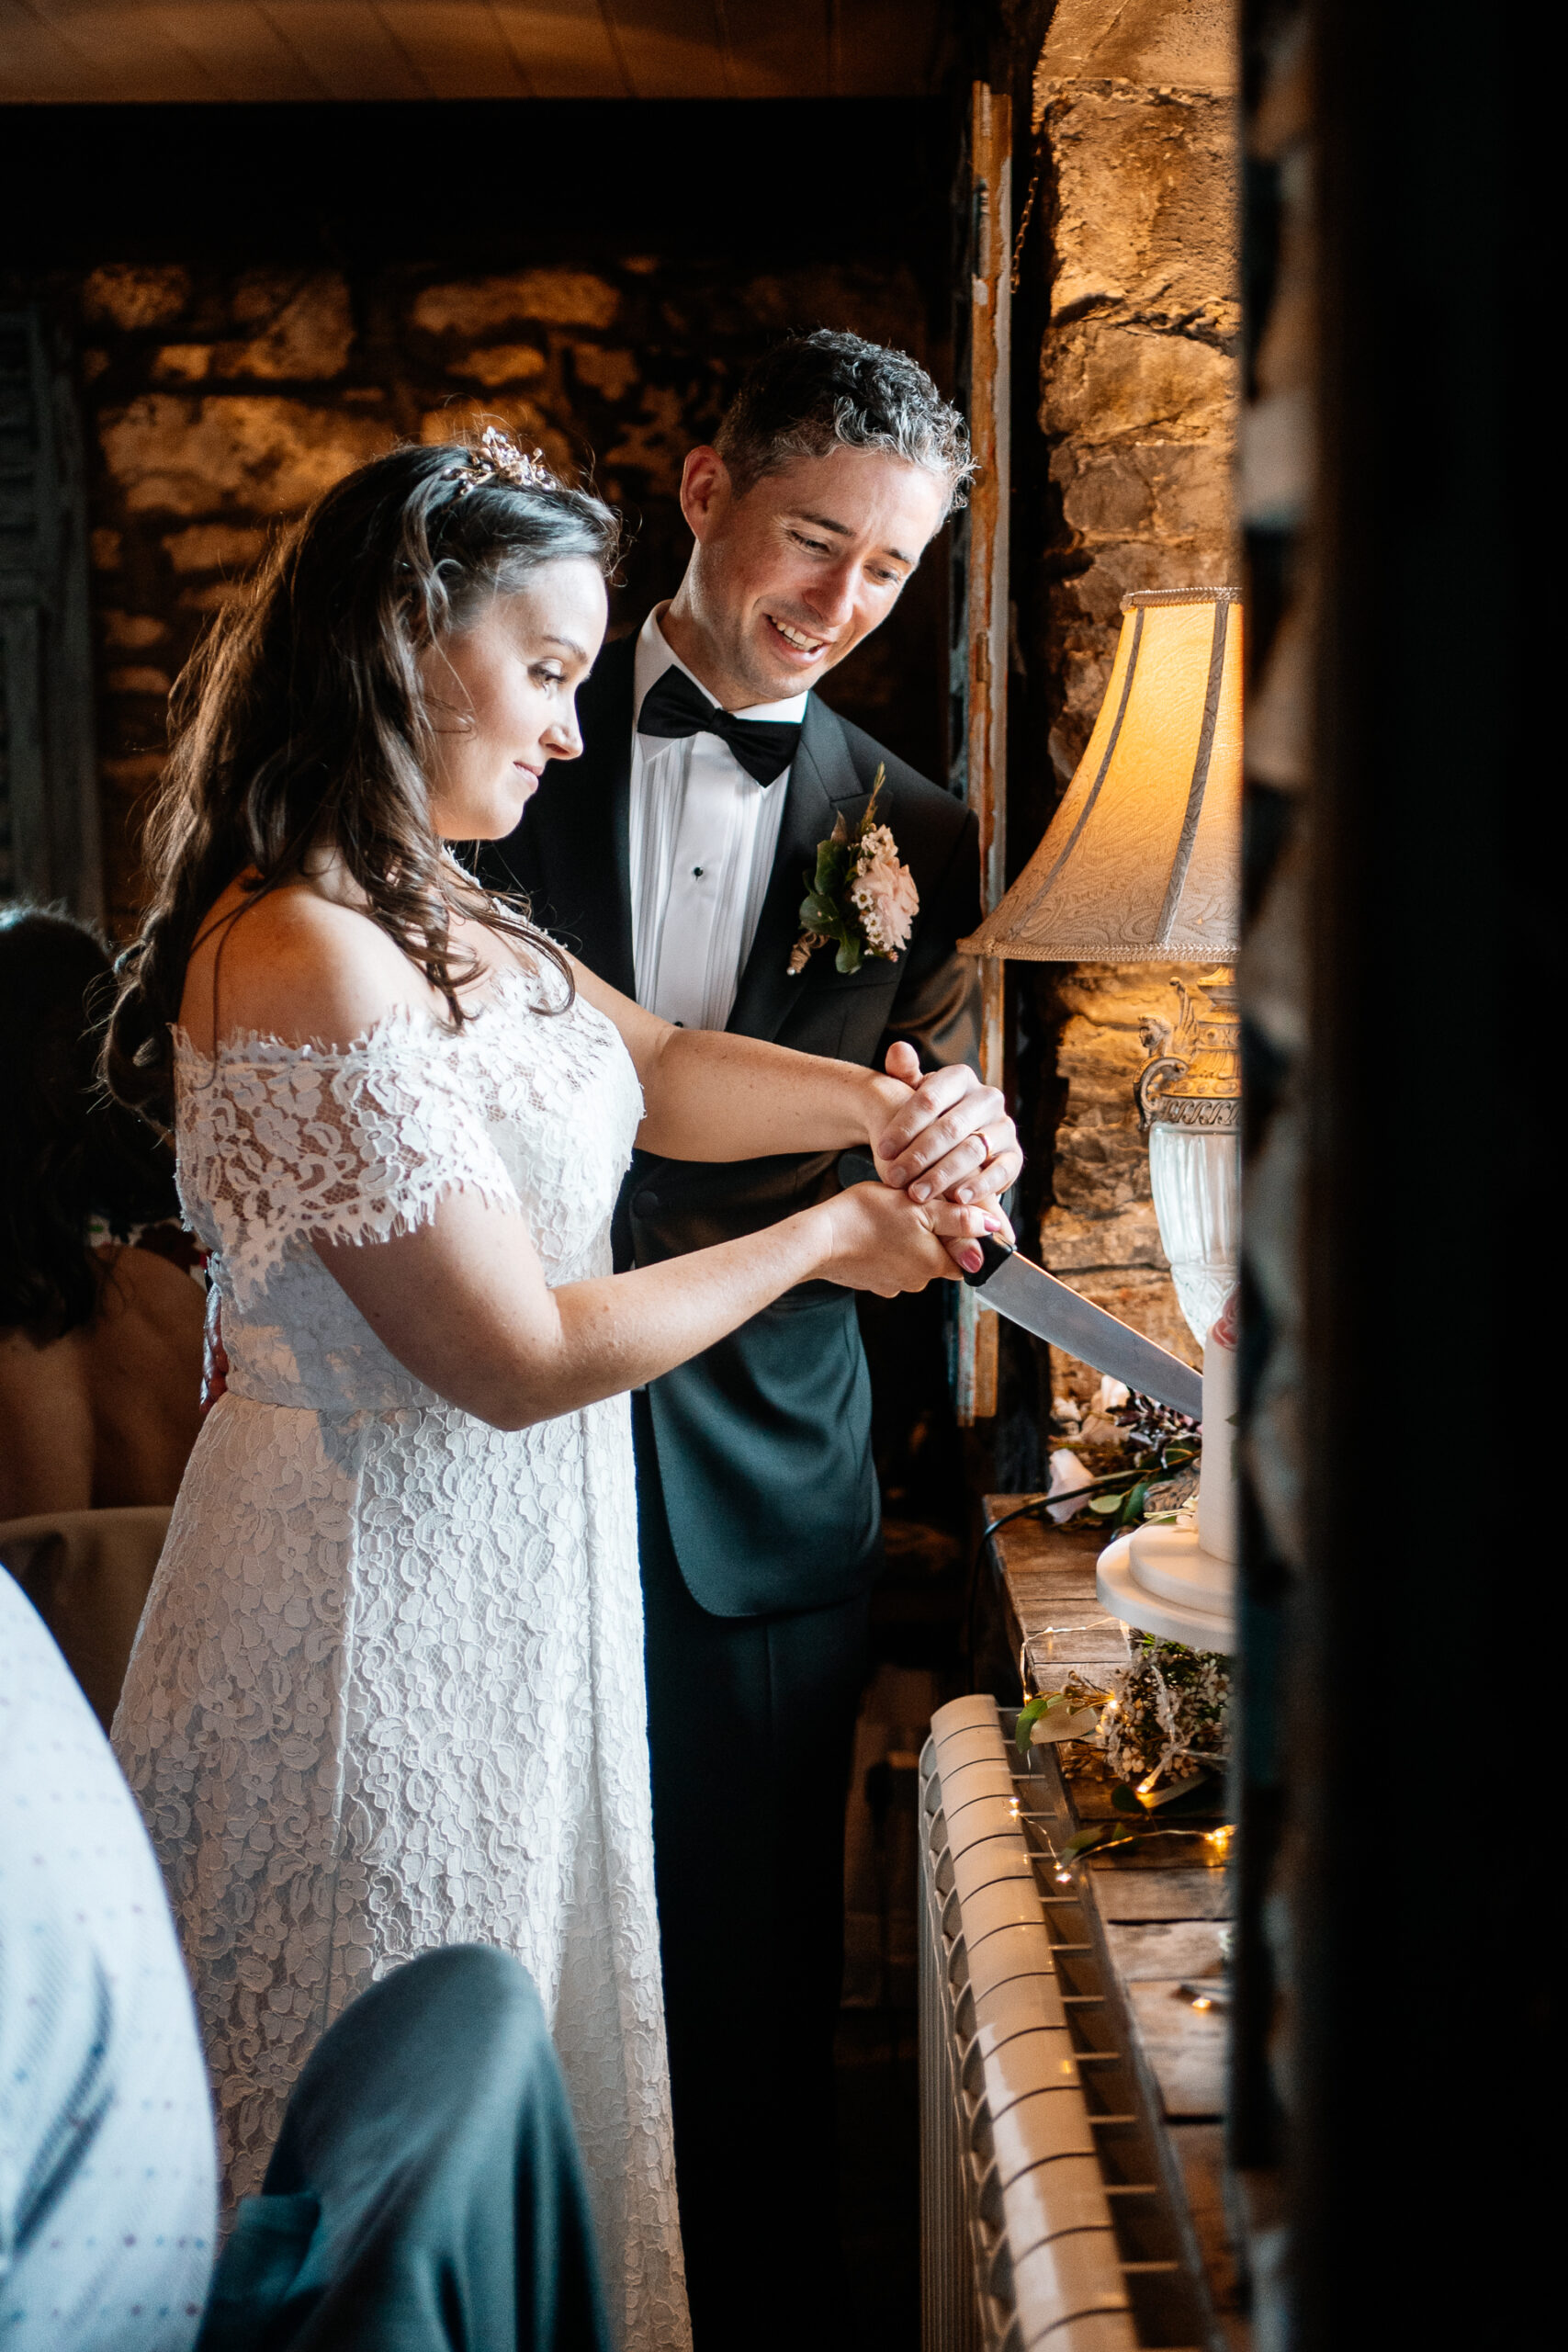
[627,609,805,1031]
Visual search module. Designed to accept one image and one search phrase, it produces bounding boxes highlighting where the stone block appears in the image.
[570,345,638,401]
[107,664,172,695]
[101,613,165,649]
[1055,445,1153,537]
[1036,0,1238,94]
[1052,1126,1153,1216]
[162,525,268,574]
[1040,1204,1168,1272]
[90,529,122,571]
[412,271,620,334]
[152,345,213,382]
[1055,1078,1142,1121]
[213,272,354,381]
[1058,1010,1152,1074]
[1046,86,1239,333]
[84,265,190,331]
[1043,318,1235,447]
[1053,540,1188,628]
[448,344,549,388]
[101,396,389,516]
[1058,965,1193,1026]
[1053,440,1233,553]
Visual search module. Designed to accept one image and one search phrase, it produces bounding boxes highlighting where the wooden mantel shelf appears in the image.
[982,1499,1132,1696]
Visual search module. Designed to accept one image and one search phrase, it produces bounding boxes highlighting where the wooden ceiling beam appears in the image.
[0,0,950,104]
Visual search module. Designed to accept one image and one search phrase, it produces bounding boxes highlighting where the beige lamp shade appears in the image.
[962,587,1243,962]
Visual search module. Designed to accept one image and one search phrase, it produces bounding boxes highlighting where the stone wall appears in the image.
[62,250,942,933]
[1026,0,1240,1388]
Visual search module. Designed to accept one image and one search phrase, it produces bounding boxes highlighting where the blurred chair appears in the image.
[196,1944,612,2352]
[0,1567,217,2352]
[0,1504,170,1730]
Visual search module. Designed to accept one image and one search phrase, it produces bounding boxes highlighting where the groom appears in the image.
[485,332,1018,2342]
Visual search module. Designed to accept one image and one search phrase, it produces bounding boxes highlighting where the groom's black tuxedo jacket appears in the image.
[484,629,981,1617]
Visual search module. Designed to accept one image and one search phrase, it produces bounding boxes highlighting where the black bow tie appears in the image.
[637,665,801,786]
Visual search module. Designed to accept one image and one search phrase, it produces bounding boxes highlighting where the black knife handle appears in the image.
[963,1235,1016,1288]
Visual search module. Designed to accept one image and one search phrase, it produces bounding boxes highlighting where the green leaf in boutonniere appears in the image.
[811,835,851,901]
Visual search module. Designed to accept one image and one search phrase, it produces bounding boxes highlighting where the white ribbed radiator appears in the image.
[919,1693,1138,2352]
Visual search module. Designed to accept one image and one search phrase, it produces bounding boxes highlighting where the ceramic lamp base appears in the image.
[1097,1527,1235,1653]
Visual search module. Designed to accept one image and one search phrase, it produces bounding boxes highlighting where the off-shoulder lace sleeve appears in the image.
[176,1018,522,1307]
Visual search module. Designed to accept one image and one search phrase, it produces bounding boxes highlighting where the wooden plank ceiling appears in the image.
[0,1,952,102]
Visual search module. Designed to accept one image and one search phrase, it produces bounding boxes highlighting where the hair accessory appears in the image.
[440,426,558,498]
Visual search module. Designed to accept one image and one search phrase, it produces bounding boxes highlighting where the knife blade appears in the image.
[963,1238,1201,1419]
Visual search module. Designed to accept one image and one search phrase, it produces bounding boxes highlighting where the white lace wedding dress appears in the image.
[112,963,691,2352]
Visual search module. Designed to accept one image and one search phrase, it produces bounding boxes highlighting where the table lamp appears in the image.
[961,586,1243,1651]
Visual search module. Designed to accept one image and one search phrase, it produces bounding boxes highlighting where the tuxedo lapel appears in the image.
[523,632,636,996]
[727,695,866,1042]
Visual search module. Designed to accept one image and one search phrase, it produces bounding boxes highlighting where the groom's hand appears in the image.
[873,1041,1022,1207]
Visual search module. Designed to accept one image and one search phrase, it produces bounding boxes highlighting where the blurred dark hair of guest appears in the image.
[0,907,204,1516]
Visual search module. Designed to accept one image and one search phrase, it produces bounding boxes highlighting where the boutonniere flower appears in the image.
[787,767,920,977]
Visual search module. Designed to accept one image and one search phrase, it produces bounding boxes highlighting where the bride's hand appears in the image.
[812,1183,1008,1296]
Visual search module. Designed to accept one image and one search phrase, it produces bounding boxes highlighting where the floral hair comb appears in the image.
[441,426,558,498]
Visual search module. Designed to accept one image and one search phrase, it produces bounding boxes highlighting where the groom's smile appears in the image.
[764,612,832,662]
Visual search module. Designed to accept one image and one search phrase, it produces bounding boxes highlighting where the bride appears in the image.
[107,434,1010,2349]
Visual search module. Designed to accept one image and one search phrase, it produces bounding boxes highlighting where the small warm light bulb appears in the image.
[1190,1995,1213,2012]
[1136,1770,1160,1796]
[1054,1866,1071,1884]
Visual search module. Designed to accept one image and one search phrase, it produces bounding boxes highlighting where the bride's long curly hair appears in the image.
[106,439,619,1128]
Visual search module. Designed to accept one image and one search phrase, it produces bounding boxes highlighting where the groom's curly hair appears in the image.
[715,330,975,513]
[106,439,619,1129]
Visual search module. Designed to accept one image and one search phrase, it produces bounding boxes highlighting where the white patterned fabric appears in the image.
[0,1573,217,2351]
[111,965,691,2352]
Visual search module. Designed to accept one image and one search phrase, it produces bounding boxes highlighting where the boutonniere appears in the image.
[787,767,920,977]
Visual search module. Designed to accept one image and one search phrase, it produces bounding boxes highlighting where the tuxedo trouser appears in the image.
[634,1394,870,2352]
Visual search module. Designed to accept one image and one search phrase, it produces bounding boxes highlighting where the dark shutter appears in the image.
[0,307,99,914]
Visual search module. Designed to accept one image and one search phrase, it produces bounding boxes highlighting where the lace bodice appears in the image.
[174,967,643,1415]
